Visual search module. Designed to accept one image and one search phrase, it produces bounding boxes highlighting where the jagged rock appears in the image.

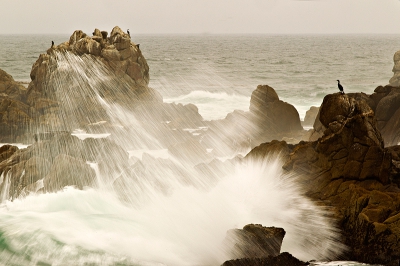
[246,93,400,264]
[224,224,286,260]
[221,252,307,266]
[249,85,302,133]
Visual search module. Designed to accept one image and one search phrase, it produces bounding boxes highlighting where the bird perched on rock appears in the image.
[136,44,140,49]
[337,80,344,94]
[51,41,54,47]
[127,29,130,37]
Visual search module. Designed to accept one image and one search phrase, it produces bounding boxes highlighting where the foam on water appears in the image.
[164,91,250,121]
[0,157,345,266]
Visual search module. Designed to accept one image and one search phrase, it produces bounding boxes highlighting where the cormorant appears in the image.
[136,43,140,49]
[127,29,130,37]
[51,41,54,47]
[337,80,344,94]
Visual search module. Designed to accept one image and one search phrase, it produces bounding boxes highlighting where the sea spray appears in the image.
[0,156,345,265]
[0,51,345,265]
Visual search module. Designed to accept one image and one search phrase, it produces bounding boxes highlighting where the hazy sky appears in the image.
[1,0,400,35]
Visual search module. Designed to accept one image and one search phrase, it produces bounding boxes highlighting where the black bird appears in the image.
[136,43,140,49]
[51,40,54,47]
[337,80,344,94]
[127,29,130,37]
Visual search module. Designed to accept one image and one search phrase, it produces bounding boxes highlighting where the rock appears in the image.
[202,85,304,157]
[249,85,302,133]
[224,224,286,260]
[221,252,307,266]
[0,145,18,162]
[249,85,279,114]
[246,92,400,264]
[303,106,319,127]
[389,50,400,87]
[43,154,96,192]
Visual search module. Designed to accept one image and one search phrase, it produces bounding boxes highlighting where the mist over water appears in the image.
[0,50,347,265]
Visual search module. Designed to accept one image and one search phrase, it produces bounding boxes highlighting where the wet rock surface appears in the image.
[224,224,286,259]
[247,92,400,265]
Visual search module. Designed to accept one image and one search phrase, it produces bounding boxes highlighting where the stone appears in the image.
[224,224,286,260]
[43,154,96,192]
[303,106,319,126]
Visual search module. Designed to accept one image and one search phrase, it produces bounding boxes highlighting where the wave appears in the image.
[164,90,250,120]
[0,157,344,266]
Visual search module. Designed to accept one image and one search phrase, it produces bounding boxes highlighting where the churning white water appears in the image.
[0,157,344,265]
[0,51,346,265]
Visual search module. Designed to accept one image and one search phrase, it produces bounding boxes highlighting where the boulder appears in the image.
[224,224,285,260]
[202,85,304,157]
[221,252,307,266]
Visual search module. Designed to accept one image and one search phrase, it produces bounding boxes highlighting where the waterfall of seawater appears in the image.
[0,51,345,265]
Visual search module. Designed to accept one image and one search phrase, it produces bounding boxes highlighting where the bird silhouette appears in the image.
[337,80,344,94]
[127,29,130,37]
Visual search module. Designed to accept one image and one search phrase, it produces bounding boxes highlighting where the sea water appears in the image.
[1,34,400,119]
[1,34,399,265]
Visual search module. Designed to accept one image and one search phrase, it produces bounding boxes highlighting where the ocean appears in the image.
[0,34,399,266]
[1,34,400,120]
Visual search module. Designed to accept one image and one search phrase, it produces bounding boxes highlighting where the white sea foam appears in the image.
[0,157,345,265]
[164,90,250,120]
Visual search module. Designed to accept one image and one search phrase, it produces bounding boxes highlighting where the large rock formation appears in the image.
[247,92,400,264]
[389,50,400,87]
[202,85,304,156]
[0,134,129,200]
[308,86,400,147]
[224,224,286,260]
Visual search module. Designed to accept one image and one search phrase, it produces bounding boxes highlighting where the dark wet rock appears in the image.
[0,145,19,162]
[247,92,400,265]
[221,252,307,266]
[224,224,286,260]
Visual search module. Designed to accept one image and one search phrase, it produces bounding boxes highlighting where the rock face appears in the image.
[247,92,400,265]
[224,224,286,260]
[389,50,400,87]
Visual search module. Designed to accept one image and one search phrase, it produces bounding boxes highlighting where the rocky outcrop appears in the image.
[202,85,304,156]
[0,134,129,201]
[224,224,285,260]
[247,92,400,264]
[389,50,400,87]
[307,86,400,147]
[221,224,307,266]
[221,252,307,266]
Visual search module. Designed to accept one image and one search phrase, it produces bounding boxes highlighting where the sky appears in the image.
[1,0,400,35]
